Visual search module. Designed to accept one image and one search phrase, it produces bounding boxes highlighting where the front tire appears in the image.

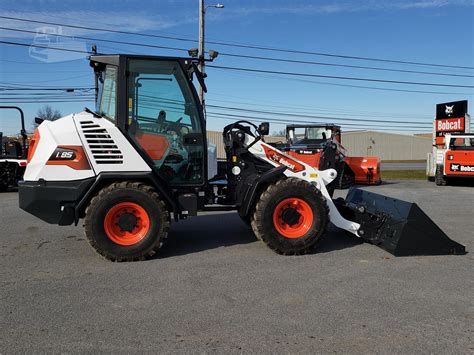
[251,178,329,255]
[84,181,170,261]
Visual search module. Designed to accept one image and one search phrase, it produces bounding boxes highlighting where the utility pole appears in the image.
[198,0,205,105]
[198,1,224,106]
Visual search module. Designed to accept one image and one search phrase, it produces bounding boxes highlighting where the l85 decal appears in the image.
[49,148,76,161]
[46,146,91,170]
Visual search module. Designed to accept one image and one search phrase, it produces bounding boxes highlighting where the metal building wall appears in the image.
[340,131,431,160]
[207,130,431,160]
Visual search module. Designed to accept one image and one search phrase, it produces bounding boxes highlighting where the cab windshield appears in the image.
[450,137,474,150]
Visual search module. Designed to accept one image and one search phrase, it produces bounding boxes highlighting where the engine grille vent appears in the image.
[80,121,123,165]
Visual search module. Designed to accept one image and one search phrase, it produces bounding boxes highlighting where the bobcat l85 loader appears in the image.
[18,54,465,261]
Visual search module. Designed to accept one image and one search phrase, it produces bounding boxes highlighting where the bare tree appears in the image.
[34,105,62,127]
[272,129,286,136]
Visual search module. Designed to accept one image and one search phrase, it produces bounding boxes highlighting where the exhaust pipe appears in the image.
[338,188,466,256]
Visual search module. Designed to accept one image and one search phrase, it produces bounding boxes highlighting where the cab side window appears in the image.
[127,59,204,185]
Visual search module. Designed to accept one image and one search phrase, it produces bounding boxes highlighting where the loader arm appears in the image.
[225,121,465,256]
[224,122,361,236]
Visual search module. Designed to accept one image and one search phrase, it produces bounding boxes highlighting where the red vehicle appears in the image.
[435,133,474,185]
[274,124,381,189]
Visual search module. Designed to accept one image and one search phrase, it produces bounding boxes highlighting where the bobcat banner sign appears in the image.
[436,100,468,120]
[435,100,468,139]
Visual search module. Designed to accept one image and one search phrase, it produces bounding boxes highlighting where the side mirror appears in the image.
[35,117,44,125]
[258,122,269,136]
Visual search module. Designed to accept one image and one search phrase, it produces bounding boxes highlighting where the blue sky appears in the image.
[0,0,473,135]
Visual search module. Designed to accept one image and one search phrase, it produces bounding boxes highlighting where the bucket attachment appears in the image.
[338,188,466,256]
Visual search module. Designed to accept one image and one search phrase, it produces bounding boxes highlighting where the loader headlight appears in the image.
[448,155,454,160]
[231,166,241,175]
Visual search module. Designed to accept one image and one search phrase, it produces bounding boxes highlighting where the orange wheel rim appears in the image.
[104,202,150,246]
[273,198,314,239]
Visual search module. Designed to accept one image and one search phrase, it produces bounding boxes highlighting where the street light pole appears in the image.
[198,1,224,106]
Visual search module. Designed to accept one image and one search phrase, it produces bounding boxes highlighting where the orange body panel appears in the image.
[283,149,380,185]
[344,156,381,185]
[262,145,305,173]
[27,129,40,164]
[286,150,321,168]
[444,150,474,177]
[135,132,169,161]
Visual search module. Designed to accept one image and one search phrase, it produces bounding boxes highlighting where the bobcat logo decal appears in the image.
[445,105,454,117]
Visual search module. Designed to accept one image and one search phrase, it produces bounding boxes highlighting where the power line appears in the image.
[206,97,433,119]
[137,92,432,126]
[216,69,474,96]
[206,113,431,131]
[207,104,431,125]
[1,26,473,79]
[0,74,91,84]
[208,65,474,89]
[0,26,187,54]
[0,99,92,103]
[218,52,474,78]
[0,39,92,54]
[0,87,93,91]
[1,14,473,70]
[2,39,472,94]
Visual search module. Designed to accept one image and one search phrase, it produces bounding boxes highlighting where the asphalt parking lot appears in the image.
[0,181,473,353]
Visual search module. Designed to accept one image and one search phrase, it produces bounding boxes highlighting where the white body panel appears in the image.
[72,112,151,174]
[24,111,151,182]
[24,114,95,181]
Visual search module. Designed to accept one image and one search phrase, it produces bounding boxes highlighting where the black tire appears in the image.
[251,178,329,255]
[84,181,170,261]
[335,163,355,189]
[435,165,447,186]
[0,182,7,192]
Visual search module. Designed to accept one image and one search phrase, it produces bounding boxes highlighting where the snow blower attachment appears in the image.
[339,188,466,256]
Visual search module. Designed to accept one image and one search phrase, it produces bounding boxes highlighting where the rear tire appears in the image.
[435,165,447,186]
[251,178,329,255]
[84,181,170,261]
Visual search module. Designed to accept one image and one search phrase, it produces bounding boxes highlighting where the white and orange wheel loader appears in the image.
[18,54,465,261]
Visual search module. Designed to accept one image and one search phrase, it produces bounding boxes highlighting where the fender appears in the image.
[74,171,177,224]
[238,165,287,217]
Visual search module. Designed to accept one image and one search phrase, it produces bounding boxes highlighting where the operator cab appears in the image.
[91,55,206,186]
[287,124,341,147]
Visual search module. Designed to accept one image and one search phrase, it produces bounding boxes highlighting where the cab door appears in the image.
[126,58,205,186]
